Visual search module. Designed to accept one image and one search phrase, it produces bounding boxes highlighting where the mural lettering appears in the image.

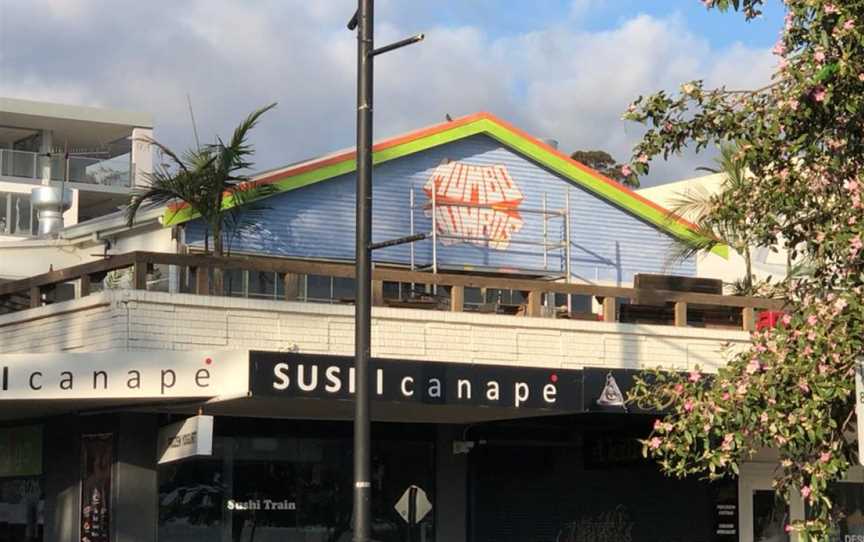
[423,160,524,250]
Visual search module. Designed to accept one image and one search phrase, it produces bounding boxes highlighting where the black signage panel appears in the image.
[582,368,659,414]
[250,352,583,412]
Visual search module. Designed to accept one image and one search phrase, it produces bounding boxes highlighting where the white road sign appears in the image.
[394,485,432,524]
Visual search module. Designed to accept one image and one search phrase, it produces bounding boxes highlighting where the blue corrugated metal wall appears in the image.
[186,134,695,284]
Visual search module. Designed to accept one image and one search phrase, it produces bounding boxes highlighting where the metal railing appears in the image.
[0,148,131,187]
[0,252,785,331]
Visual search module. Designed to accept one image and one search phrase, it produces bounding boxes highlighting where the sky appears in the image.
[0,0,784,187]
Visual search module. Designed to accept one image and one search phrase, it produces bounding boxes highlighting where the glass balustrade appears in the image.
[0,148,131,187]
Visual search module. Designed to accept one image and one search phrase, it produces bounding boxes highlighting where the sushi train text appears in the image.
[250,352,583,411]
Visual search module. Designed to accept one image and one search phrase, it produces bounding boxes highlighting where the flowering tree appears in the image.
[625,0,864,537]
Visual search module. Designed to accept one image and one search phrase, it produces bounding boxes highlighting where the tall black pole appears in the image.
[353,0,374,541]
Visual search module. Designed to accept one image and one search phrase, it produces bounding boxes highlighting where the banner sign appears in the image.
[0,351,248,400]
[157,415,214,465]
[250,352,583,411]
[80,433,112,542]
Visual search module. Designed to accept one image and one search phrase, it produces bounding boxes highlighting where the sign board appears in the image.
[250,352,583,411]
[0,350,248,400]
[857,359,864,465]
[394,485,432,524]
[157,415,214,464]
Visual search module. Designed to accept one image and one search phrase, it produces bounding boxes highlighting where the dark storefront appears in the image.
[157,420,436,542]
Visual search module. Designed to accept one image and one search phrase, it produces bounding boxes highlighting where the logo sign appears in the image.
[158,415,214,464]
[582,369,656,414]
[424,159,524,250]
[250,352,582,411]
[0,351,248,400]
[856,359,864,465]
[395,485,432,524]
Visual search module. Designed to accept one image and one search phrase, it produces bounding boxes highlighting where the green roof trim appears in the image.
[162,112,727,258]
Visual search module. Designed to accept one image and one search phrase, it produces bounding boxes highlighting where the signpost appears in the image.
[395,485,432,542]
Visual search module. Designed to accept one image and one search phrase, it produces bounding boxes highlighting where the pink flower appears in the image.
[807,314,819,326]
[653,418,663,430]
[785,525,794,533]
[812,86,827,102]
[637,153,649,164]
[689,370,702,383]
[746,360,761,374]
[621,164,632,177]
[772,40,787,56]
[798,379,810,393]
[851,235,863,257]
[820,451,832,463]
[781,314,792,325]
[844,19,855,30]
[834,297,848,313]
[674,383,684,394]
[649,437,662,450]
[824,4,839,14]
[684,400,695,412]
[801,485,812,499]
[814,50,826,63]
[722,392,731,401]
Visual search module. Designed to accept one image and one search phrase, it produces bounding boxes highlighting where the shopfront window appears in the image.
[158,420,435,542]
[806,482,864,541]
[0,425,44,542]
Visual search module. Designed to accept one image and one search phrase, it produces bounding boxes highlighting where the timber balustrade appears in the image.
[0,251,785,331]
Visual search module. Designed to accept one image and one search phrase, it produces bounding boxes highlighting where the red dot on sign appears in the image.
[205,358,213,365]
[550,374,558,383]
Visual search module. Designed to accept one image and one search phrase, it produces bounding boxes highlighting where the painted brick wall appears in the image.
[0,291,746,373]
[186,134,696,284]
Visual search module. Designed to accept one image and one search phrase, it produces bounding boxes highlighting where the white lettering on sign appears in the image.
[0,351,247,400]
[267,362,561,408]
[226,499,296,511]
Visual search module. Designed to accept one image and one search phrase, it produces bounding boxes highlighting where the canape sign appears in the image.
[250,352,582,411]
[0,351,248,400]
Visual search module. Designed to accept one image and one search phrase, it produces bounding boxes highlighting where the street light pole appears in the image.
[352,0,374,541]
[348,3,423,539]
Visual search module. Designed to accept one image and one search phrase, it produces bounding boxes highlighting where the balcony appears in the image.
[0,148,132,188]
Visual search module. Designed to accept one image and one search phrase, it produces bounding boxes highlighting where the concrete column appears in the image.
[436,425,468,542]
[44,416,81,542]
[38,129,53,184]
[131,128,153,188]
[43,414,159,542]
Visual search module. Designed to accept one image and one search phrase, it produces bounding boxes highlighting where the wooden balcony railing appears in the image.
[0,251,785,331]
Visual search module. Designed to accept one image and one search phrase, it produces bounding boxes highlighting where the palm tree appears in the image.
[667,143,759,294]
[126,103,277,257]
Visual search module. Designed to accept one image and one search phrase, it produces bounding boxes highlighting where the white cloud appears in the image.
[0,0,774,186]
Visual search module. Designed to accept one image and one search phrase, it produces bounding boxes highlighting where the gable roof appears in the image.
[163,112,727,258]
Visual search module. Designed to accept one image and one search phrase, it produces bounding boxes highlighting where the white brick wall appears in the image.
[0,290,750,372]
